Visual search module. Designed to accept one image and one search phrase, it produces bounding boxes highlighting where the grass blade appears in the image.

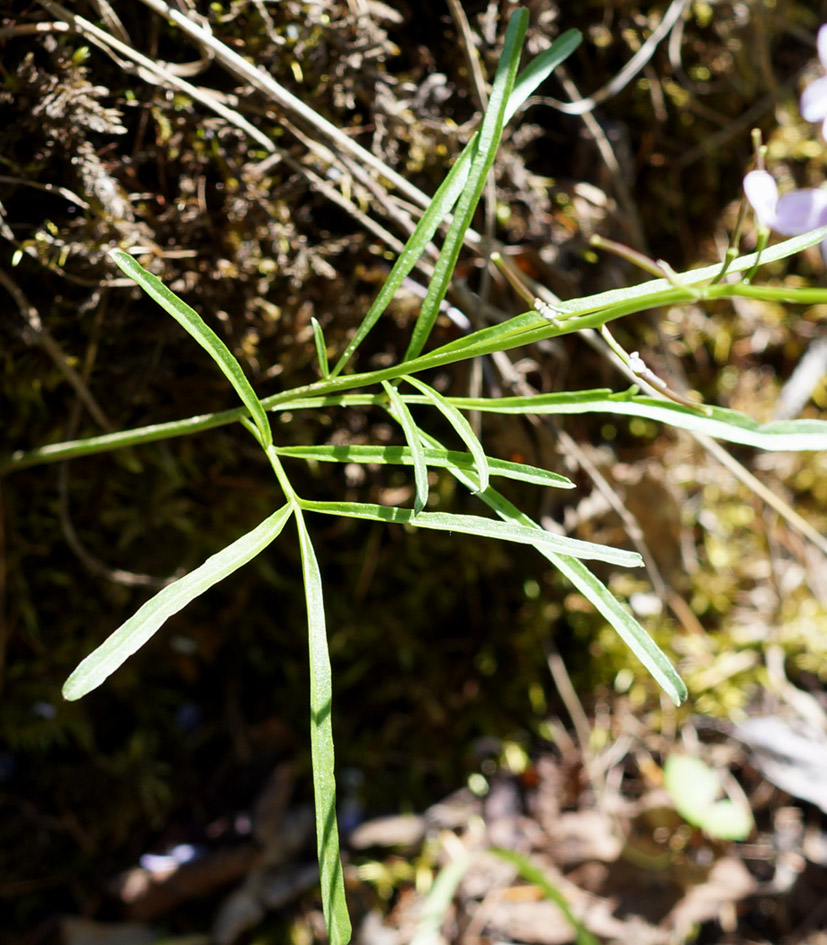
[63,504,294,701]
[402,375,489,493]
[412,842,596,945]
[276,443,574,489]
[410,853,473,945]
[110,250,272,448]
[404,9,528,362]
[382,381,429,514]
[295,512,352,945]
[490,848,599,945]
[300,500,643,567]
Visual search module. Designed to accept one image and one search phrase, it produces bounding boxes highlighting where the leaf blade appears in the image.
[276,443,574,489]
[63,504,293,701]
[110,250,272,447]
[404,9,528,361]
[490,848,599,945]
[311,316,330,379]
[403,375,490,493]
[445,390,827,451]
[295,513,352,945]
[382,380,429,514]
[300,500,643,567]
[421,432,687,705]
[328,28,581,378]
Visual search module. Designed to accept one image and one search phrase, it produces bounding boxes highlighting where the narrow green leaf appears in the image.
[412,843,597,945]
[548,550,686,705]
[403,375,489,493]
[295,512,352,944]
[446,390,827,451]
[328,150,474,379]
[504,30,581,123]
[300,500,643,567]
[328,28,581,379]
[404,10,528,362]
[410,853,473,945]
[490,848,599,945]
[110,250,272,447]
[63,504,293,701]
[382,380,429,514]
[422,432,687,705]
[311,316,330,379]
[3,405,247,473]
[276,443,575,489]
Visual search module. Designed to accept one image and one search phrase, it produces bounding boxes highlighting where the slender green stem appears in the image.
[7,267,827,474]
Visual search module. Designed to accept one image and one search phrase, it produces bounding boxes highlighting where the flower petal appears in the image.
[743,170,779,227]
[773,188,827,234]
[801,76,827,122]
[819,24,827,70]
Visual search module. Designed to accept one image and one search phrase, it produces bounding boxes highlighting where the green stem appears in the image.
[6,278,827,473]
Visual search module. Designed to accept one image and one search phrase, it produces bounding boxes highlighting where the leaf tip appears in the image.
[668,678,688,707]
[62,673,86,702]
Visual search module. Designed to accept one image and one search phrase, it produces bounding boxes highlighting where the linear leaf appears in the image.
[402,375,490,493]
[404,9,528,361]
[300,500,642,567]
[276,443,574,489]
[328,149,474,378]
[110,250,272,447]
[329,28,581,379]
[446,390,827,451]
[505,29,581,124]
[490,849,599,945]
[421,433,687,705]
[410,853,473,945]
[382,380,429,514]
[295,513,351,944]
[63,504,293,701]
[3,405,247,473]
[311,317,330,379]
[546,549,686,705]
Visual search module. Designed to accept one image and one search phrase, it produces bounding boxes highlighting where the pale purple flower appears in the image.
[744,170,827,231]
[801,25,827,139]
[744,170,827,262]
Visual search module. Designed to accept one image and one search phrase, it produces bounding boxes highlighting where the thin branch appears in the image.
[541,0,688,115]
